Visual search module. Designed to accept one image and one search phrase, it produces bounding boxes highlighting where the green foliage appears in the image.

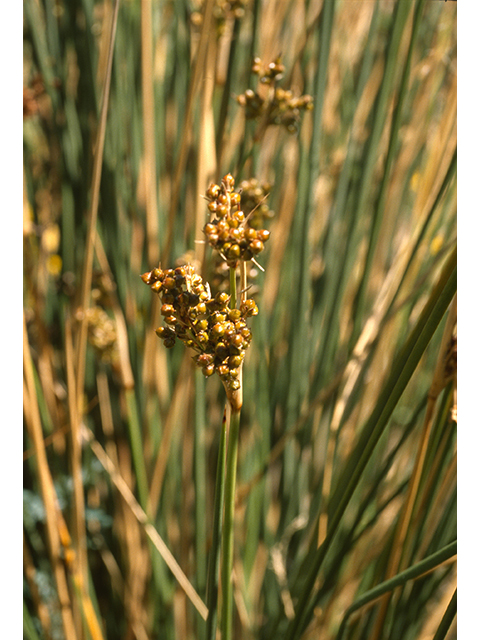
[23,0,457,639]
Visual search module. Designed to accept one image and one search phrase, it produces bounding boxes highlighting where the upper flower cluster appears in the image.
[236,56,313,133]
[203,173,270,268]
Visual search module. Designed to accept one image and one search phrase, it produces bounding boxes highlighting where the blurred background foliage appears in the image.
[23,0,456,639]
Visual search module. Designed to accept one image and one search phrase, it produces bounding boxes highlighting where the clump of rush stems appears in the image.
[141,173,270,638]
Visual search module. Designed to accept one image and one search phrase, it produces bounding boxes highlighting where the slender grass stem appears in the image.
[206,409,228,640]
[220,406,241,640]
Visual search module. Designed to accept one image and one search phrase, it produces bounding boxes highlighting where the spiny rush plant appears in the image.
[23,1,456,639]
[141,172,271,639]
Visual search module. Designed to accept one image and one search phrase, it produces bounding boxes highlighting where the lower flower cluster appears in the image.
[141,265,258,390]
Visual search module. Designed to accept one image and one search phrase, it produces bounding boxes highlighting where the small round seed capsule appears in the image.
[217,364,230,378]
[229,354,243,368]
[152,267,163,280]
[215,292,230,307]
[245,227,257,241]
[228,309,242,321]
[141,271,154,285]
[241,327,252,341]
[197,353,214,366]
[257,229,270,242]
[217,205,228,218]
[229,334,244,350]
[164,336,176,348]
[195,331,208,345]
[204,223,217,236]
[207,201,218,213]
[215,342,229,360]
[155,326,170,338]
[206,183,220,199]
[165,315,177,325]
[195,302,207,315]
[151,281,163,293]
[194,318,209,331]
[163,276,176,289]
[223,174,235,191]
[233,210,245,223]
[161,304,175,316]
[211,312,227,324]
[202,363,215,377]
[250,239,264,255]
[227,244,241,260]
[241,299,255,313]
[162,292,175,305]
[230,192,241,206]
[211,323,226,338]
[228,378,241,390]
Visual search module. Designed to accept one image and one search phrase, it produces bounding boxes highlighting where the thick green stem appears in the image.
[221,406,241,640]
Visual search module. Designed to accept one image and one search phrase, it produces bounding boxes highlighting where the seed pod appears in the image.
[161,304,175,316]
[211,322,226,338]
[162,291,175,305]
[227,244,241,260]
[215,291,230,307]
[215,342,229,360]
[229,334,244,350]
[141,271,154,285]
[155,326,170,338]
[205,223,217,235]
[223,174,235,191]
[250,239,264,255]
[151,281,163,293]
[194,318,209,331]
[228,308,242,321]
[197,353,214,367]
[196,302,207,315]
[196,331,208,345]
[206,183,220,199]
[163,276,176,290]
[229,354,243,369]
[257,229,270,243]
[164,336,176,348]
[217,364,230,378]
[202,363,215,377]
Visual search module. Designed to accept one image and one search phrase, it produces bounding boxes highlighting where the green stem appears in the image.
[206,409,228,640]
[221,407,241,640]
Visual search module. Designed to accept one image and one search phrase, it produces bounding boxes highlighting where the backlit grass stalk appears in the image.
[220,404,241,640]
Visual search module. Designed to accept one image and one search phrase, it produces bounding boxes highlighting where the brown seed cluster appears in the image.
[191,0,248,35]
[203,174,270,268]
[83,306,118,364]
[238,178,274,229]
[236,57,313,133]
[141,265,258,390]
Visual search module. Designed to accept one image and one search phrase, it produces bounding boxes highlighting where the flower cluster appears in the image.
[141,265,258,390]
[83,306,118,364]
[236,57,313,133]
[203,174,270,268]
[238,178,274,229]
[190,1,248,36]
